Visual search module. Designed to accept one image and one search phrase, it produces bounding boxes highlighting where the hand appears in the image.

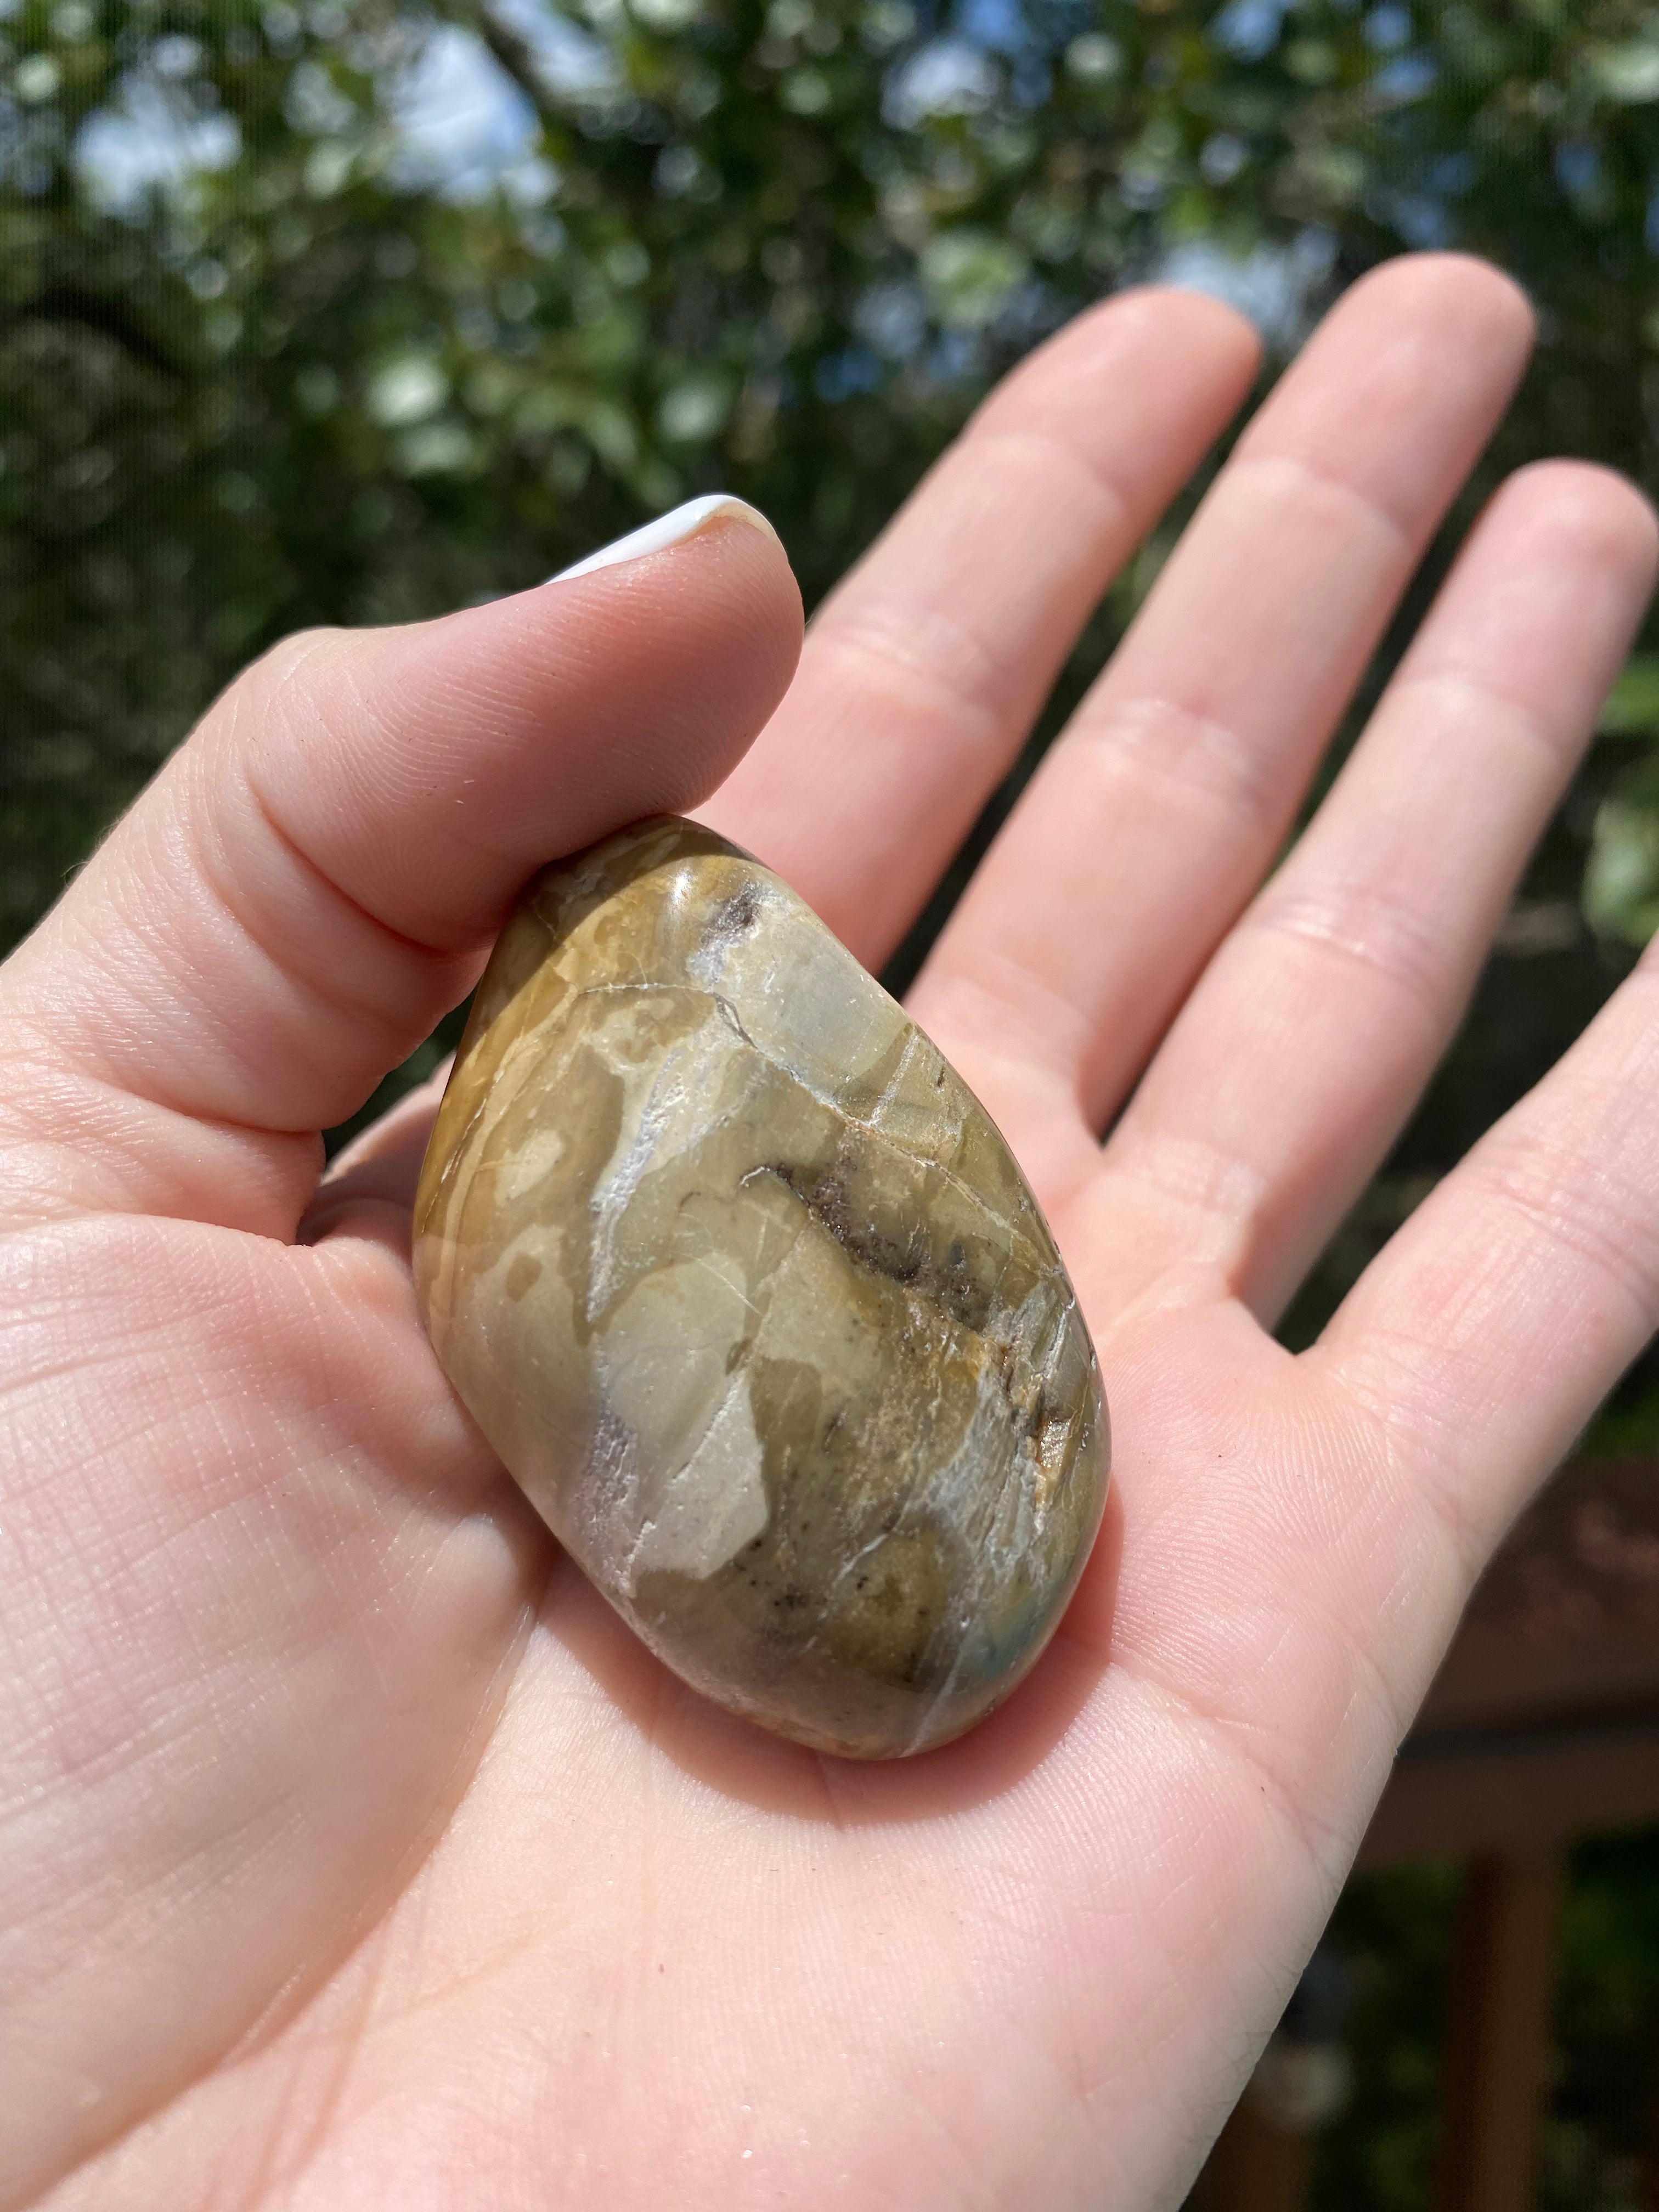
[4,253,1656,2212]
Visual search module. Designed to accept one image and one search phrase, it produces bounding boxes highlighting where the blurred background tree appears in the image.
[11,0,1659,967]
[8,0,1659,2199]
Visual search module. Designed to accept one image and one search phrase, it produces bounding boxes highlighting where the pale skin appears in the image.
[4,252,1658,2210]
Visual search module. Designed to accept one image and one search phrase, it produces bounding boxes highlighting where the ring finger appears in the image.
[1094,458,1658,1322]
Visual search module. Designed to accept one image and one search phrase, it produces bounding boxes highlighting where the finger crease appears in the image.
[1384,666,1567,773]
[955,422,1135,540]
[802,611,1013,753]
[1313,1338,1508,1593]
[1097,1133,1270,1268]
[1064,693,1288,837]
[1226,447,1415,561]
[1479,1145,1659,1324]
[1243,884,1455,1028]
[215,762,470,983]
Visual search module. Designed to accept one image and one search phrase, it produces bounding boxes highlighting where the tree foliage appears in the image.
[10,0,1659,955]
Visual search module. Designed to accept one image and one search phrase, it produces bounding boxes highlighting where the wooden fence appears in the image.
[1191,1453,1659,2211]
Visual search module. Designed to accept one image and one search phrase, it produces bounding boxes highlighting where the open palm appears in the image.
[7,256,1659,2212]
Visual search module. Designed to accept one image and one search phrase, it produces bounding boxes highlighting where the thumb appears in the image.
[2,497,802,1226]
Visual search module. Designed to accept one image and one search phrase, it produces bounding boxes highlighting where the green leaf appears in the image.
[1596,656,1659,736]
[1584,775,1659,947]
[1588,40,1659,105]
[918,229,1028,329]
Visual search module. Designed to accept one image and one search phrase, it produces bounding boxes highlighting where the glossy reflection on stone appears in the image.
[414,818,1109,1757]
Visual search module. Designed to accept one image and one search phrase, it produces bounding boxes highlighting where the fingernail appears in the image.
[550,494,780,583]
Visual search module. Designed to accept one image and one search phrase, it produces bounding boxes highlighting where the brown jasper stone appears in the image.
[414,818,1109,1757]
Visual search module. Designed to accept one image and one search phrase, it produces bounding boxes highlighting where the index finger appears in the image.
[702,287,1260,964]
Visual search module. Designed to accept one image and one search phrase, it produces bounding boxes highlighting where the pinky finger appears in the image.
[1315,946,1659,1567]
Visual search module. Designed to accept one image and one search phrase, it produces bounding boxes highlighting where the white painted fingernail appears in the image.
[550,494,780,583]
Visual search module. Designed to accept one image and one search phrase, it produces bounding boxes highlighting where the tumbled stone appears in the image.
[414,818,1109,1757]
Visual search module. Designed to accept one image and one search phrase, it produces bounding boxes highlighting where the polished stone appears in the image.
[414,818,1108,1757]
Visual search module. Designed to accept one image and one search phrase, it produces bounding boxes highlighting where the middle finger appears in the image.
[912,255,1533,1161]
